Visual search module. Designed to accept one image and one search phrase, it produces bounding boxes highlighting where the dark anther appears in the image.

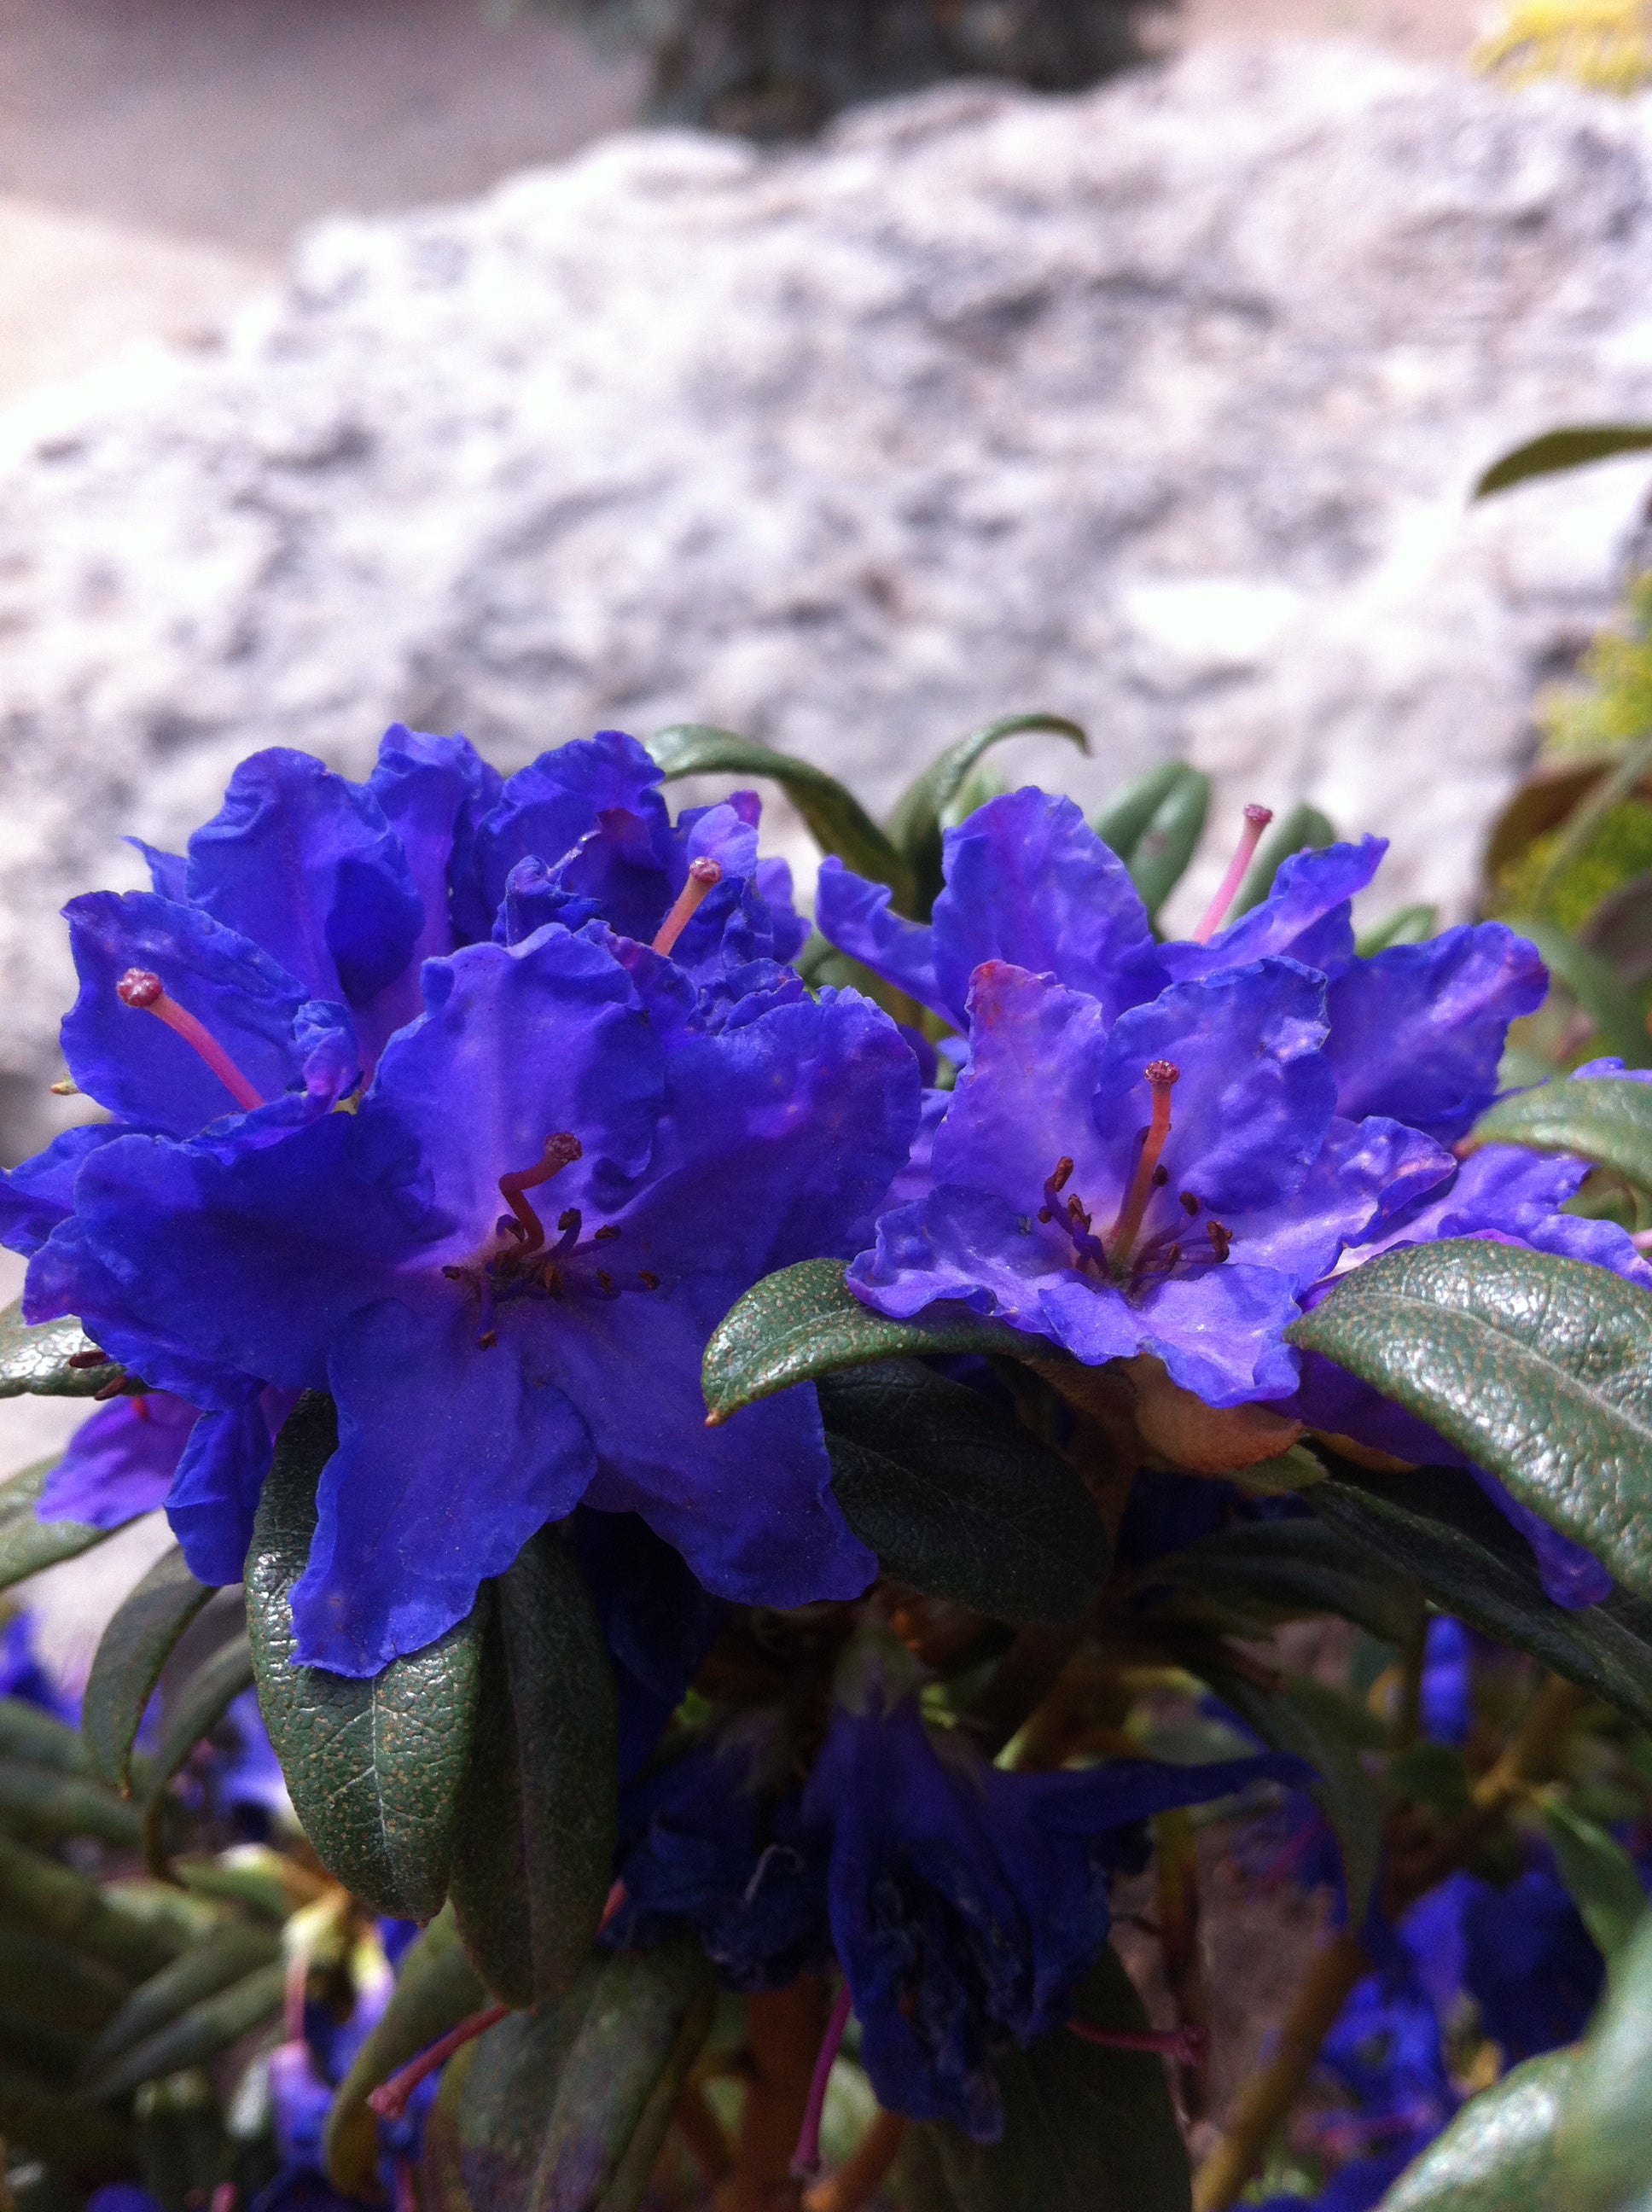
[67,1348,109,1369]
[639,1269,660,1290]
[1050,1157,1074,1194]
[557,1209,579,1233]
[1037,1208,1053,1224]
[1207,1220,1233,1261]
[594,1225,620,1243]
[596,1269,616,1295]
[1179,1191,1201,1216]
[1152,1165,1169,1188]
[441,1265,465,1280]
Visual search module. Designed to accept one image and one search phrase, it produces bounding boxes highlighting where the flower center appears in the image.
[116,968,266,1113]
[446,1131,663,1348]
[1190,802,1272,945]
[651,856,724,958]
[1039,1060,1236,1292]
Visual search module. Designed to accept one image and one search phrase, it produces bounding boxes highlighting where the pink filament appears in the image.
[652,858,724,958]
[1191,803,1274,945]
[1067,2019,1210,2064]
[792,1981,854,2180]
[369,2002,512,2122]
[116,969,265,1111]
[210,2188,239,2212]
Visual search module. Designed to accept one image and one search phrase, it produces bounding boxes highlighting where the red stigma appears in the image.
[116,968,164,1008]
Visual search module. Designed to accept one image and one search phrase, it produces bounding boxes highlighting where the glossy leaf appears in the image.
[647,723,914,908]
[1142,1519,1423,1648]
[1358,903,1440,956]
[818,1360,1108,1622]
[1554,1910,1652,2209]
[1504,916,1650,1068]
[703,1257,1038,1423]
[447,1529,618,2009]
[0,1757,140,1852]
[326,1906,486,2197]
[1307,1461,1652,1735]
[143,1634,257,1807]
[1475,1076,1652,1196]
[1090,761,1189,862]
[0,2061,134,2180]
[0,1302,120,1398]
[886,713,1088,916]
[82,1545,212,1796]
[246,1393,485,1919]
[83,1921,279,2078]
[0,1458,127,1593]
[914,1947,1190,2211]
[1289,1240,1652,1608]
[1475,422,1652,499]
[0,1835,177,1982]
[1204,1669,1381,1920]
[1231,801,1336,918]
[79,1959,284,2101]
[426,1936,714,2212]
[1379,2047,1581,2210]
[1542,1796,1647,1965]
[1127,766,1211,920]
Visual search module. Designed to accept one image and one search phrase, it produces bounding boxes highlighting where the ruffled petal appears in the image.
[38,1391,198,1530]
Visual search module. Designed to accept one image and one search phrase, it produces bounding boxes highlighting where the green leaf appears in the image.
[246,1393,485,1920]
[1582,868,1652,992]
[0,1302,121,1398]
[326,1906,487,2197]
[1231,802,1337,918]
[1554,1910,1652,2209]
[0,1924,129,2038]
[1504,916,1650,1068]
[886,713,1088,916]
[1542,1796,1647,1965]
[82,1921,279,2080]
[817,1361,1108,1622]
[0,2060,135,2180]
[1143,1520,1423,1647]
[0,1756,141,1852]
[1358,903,1440,956]
[82,1545,212,1796]
[0,1695,91,1776]
[429,1936,715,2212]
[448,1529,619,2009]
[1204,1669,1382,1920]
[1475,1076,1652,1196]
[1090,761,1189,862]
[1387,1743,1472,1820]
[1288,1240,1652,1609]
[915,1947,1190,2211]
[1474,423,1652,499]
[1307,1461,1652,1734]
[0,1834,177,1982]
[1378,2046,1582,2210]
[80,1959,284,2100]
[703,1257,1038,1423]
[0,1457,130,1592]
[1128,766,1211,920]
[647,724,914,908]
[143,1634,257,1807]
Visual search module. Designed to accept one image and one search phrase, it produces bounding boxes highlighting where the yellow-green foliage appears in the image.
[1539,572,1652,760]
[1496,798,1652,929]
[1475,0,1652,90]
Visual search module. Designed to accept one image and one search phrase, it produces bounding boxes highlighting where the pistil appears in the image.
[792,1981,855,2180]
[652,857,724,958]
[1190,803,1273,944]
[1106,1061,1179,1270]
[1067,2019,1210,2064]
[497,1132,583,1251]
[115,969,265,1112]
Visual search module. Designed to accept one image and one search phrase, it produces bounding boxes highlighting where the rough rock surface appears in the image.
[3,40,1652,1148]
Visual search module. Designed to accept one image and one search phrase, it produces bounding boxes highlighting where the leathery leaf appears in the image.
[1474,1075,1652,1196]
[82,1545,212,1795]
[0,1457,131,1593]
[0,1301,121,1398]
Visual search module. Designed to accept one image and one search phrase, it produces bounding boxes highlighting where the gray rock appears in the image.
[3,39,1652,1153]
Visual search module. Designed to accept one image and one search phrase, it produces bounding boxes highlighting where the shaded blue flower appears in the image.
[571,1509,728,1782]
[0,1612,76,1726]
[1421,1619,1473,1748]
[31,923,916,1671]
[850,958,1441,1406]
[1460,1866,1603,2061]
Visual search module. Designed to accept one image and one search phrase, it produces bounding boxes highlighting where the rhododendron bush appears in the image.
[3,702,1652,2212]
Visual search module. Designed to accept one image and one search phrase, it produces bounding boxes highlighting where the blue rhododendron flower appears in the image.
[30,923,913,1672]
[849,956,1441,1405]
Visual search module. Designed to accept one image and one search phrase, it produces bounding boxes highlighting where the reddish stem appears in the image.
[652,858,724,958]
[1068,2019,1211,2064]
[369,2002,511,2122]
[791,1981,854,2180]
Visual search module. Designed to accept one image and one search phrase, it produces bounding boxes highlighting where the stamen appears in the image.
[1107,1062,1179,1269]
[1191,803,1273,945]
[1067,2019,1210,2065]
[369,2002,512,2122]
[638,1269,660,1290]
[116,969,265,1112]
[1207,1220,1232,1262]
[792,1982,854,2180]
[1179,1191,1201,1217]
[67,1348,109,1369]
[477,1272,497,1351]
[497,1132,583,1253]
[652,856,724,958]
